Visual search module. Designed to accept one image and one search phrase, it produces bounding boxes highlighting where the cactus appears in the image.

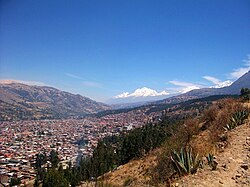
[171,147,201,176]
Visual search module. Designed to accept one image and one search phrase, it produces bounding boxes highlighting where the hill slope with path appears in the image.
[175,104,250,187]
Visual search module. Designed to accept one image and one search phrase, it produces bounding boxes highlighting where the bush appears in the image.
[10,177,21,186]
[241,88,250,101]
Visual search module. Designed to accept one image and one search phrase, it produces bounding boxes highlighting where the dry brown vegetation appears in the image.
[81,98,249,187]
[153,98,249,186]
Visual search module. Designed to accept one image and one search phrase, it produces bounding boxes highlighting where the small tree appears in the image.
[35,153,47,181]
[240,88,250,101]
[42,169,68,187]
[35,153,47,169]
[49,150,59,168]
[34,177,39,187]
[10,177,21,186]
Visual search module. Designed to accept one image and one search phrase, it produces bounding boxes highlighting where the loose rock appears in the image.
[241,163,249,170]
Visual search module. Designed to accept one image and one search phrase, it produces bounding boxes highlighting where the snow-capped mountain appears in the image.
[109,87,170,104]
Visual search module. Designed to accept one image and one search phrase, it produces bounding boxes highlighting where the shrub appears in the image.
[206,99,247,143]
[241,88,250,101]
[10,177,21,186]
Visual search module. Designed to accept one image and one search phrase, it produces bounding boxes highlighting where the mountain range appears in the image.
[155,70,250,105]
[0,71,249,121]
[0,83,110,121]
[111,71,250,108]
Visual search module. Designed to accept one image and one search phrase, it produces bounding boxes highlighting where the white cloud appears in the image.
[0,79,50,86]
[169,80,196,87]
[230,67,250,79]
[114,87,169,98]
[169,80,201,93]
[229,55,250,79]
[202,76,221,85]
[66,73,103,88]
[82,81,102,88]
[65,73,83,80]
[203,76,233,88]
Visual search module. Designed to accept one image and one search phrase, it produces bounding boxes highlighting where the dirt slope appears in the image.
[175,117,250,187]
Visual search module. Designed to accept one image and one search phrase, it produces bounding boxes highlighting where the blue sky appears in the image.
[0,0,250,102]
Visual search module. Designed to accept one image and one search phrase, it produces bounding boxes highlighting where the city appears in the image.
[0,110,156,186]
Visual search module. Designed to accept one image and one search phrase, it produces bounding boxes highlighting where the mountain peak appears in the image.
[130,87,169,97]
[114,87,169,99]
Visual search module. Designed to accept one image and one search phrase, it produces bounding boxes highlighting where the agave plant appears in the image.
[224,110,249,130]
[206,153,217,170]
[171,147,201,176]
[232,110,248,125]
[224,123,237,131]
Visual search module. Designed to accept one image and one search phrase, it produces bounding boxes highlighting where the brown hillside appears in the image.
[85,100,250,187]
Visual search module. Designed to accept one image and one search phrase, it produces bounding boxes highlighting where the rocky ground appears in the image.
[175,117,250,187]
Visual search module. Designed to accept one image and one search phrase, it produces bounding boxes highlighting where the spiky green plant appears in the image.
[206,153,217,170]
[224,110,249,130]
[206,153,213,164]
[224,123,237,131]
[171,147,201,176]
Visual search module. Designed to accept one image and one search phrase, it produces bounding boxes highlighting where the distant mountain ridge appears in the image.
[156,71,250,104]
[1,71,249,121]
[0,83,110,121]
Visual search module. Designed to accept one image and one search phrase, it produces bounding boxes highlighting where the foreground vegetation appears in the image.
[33,93,249,187]
[152,98,249,185]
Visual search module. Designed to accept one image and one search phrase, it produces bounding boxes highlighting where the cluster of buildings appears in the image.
[0,109,156,186]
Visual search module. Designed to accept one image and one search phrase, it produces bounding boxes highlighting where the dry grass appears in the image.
[189,99,247,155]
[85,98,249,187]
[153,98,249,185]
[96,148,161,187]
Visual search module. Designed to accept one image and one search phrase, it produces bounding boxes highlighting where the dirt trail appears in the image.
[176,116,250,187]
